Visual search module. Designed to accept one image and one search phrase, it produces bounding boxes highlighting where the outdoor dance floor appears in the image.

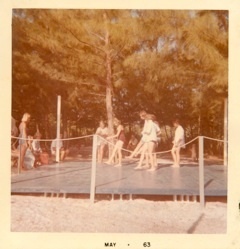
[11,157,227,199]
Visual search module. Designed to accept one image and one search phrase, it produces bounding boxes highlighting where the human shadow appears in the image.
[204,179,214,188]
[187,213,205,234]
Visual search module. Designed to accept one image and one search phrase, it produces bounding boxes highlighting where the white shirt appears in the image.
[142,120,160,142]
[96,127,108,145]
[141,120,150,142]
[51,139,63,154]
[32,139,41,152]
[174,125,185,148]
[153,122,161,142]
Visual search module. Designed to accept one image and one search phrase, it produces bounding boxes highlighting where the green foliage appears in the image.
[12,9,228,148]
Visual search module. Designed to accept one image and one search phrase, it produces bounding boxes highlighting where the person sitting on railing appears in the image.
[171,118,185,168]
[51,134,66,162]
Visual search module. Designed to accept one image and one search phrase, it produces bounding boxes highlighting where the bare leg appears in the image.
[171,146,177,166]
[127,140,143,158]
[98,144,104,163]
[142,152,150,169]
[106,141,122,165]
[97,146,101,162]
[176,147,181,166]
[134,143,148,169]
[147,142,156,171]
[153,143,157,167]
[99,144,106,163]
[20,144,27,170]
[171,146,180,167]
[115,141,124,167]
[60,150,66,161]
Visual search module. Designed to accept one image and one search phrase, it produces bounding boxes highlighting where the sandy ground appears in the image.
[11,196,226,233]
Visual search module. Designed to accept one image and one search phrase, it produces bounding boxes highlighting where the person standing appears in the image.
[18,113,31,171]
[126,110,148,159]
[105,118,125,167]
[171,119,185,167]
[32,132,42,166]
[135,114,160,171]
[95,121,108,163]
[51,134,66,162]
[148,115,161,170]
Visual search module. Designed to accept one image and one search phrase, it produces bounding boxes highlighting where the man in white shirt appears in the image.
[51,134,66,161]
[96,121,108,163]
[171,119,185,167]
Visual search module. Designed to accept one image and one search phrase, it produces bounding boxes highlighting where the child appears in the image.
[96,121,108,163]
[171,119,185,167]
[126,110,148,159]
[105,118,125,167]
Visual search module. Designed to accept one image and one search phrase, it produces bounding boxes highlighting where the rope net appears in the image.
[11,133,227,173]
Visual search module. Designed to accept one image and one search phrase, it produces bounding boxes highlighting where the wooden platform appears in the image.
[11,158,227,198]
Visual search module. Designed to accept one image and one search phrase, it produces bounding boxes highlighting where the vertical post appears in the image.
[56,95,61,162]
[198,136,205,208]
[90,135,97,203]
[18,144,21,174]
[224,98,228,166]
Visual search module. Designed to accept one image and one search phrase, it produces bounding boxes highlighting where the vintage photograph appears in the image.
[10,9,229,235]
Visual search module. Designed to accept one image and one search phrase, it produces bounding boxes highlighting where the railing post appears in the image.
[56,95,61,162]
[90,135,97,203]
[198,136,205,208]
[18,143,21,174]
[224,98,228,166]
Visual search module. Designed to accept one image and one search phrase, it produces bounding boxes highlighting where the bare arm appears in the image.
[22,122,28,145]
[107,125,123,139]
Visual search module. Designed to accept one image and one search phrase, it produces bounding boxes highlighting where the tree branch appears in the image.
[111,44,126,61]
[62,24,106,54]
[83,25,105,42]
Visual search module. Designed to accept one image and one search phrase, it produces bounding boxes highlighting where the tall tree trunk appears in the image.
[104,12,114,158]
[164,125,170,141]
[104,13,114,136]
[106,68,113,135]
[198,113,201,135]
